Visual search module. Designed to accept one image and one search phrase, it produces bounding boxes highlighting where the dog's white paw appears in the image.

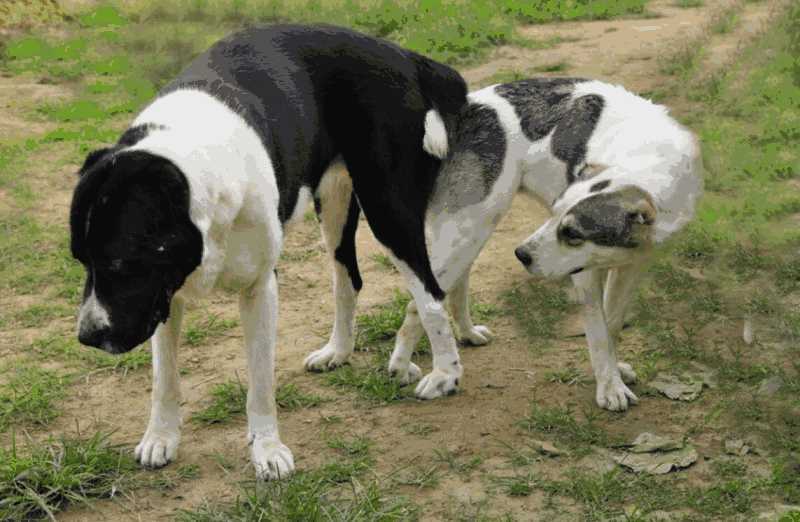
[596,374,638,412]
[135,429,180,468]
[415,366,462,399]
[251,437,295,481]
[458,325,493,346]
[304,343,350,372]
[388,360,422,385]
[617,362,637,385]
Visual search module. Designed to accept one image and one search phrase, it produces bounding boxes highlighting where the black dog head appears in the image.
[70,148,203,354]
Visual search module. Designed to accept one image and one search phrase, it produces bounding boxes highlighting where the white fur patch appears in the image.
[130,88,283,296]
[287,186,313,226]
[423,109,449,159]
[77,288,111,334]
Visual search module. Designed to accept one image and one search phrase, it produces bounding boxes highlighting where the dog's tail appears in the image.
[413,54,468,160]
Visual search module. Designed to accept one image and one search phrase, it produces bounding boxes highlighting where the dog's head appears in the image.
[515,174,656,278]
[70,148,202,354]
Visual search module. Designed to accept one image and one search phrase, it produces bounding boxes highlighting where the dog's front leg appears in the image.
[136,296,184,468]
[240,270,294,480]
[572,269,638,412]
[388,299,424,385]
[603,262,649,385]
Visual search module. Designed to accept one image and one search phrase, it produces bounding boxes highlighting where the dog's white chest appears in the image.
[218,223,269,289]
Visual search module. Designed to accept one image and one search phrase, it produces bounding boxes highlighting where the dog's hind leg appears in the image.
[573,269,638,412]
[391,261,462,399]
[388,299,424,385]
[241,269,294,480]
[304,168,362,371]
[447,271,493,346]
[136,296,184,469]
[603,262,648,385]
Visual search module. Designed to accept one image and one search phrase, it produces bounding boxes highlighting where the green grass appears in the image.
[369,253,395,271]
[545,366,589,386]
[29,333,152,372]
[503,280,574,345]
[531,61,570,73]
[674,0,703,6]
[392,464,441,489]
[0,367,65,431]
[327,436,371,458]
[277,383,327,411]
[13,303,71,328]
[184,313,238,347]
[148,463,201,490]
[517,404,609,452]
[177,474,417,521]
[193,380,325,424]
[504,0,650,24]
[0,432,138,521]
[191,379,245,424]
[324,363,411,404]
[432,448,483,475]
[355,290,411,350]
[178,432,415,521]
[492,472,537,497]
[709,8,739,35]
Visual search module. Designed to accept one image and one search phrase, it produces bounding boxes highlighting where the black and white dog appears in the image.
[308,78,703,413]
[70,24,468,479]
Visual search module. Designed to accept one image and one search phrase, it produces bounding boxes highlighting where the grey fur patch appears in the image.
[430,102,506,211]
[495,78,605,184]
[495,78,582,141]
[563,191,641,248]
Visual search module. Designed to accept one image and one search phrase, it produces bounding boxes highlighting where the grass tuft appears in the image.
[518,404,608,451]
[0,432,138,521]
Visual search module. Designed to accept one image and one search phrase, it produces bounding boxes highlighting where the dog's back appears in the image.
[160,24,467,223]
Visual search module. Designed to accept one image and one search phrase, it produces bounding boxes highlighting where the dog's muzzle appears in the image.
[514,246,533,267]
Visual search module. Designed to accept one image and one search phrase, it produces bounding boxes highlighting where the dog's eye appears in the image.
[560,225,585,247]
[109,259,124,272]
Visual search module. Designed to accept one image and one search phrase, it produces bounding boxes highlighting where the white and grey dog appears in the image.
[310,77,702,413]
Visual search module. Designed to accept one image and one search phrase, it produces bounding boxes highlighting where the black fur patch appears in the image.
[118,123,165,147]
[589,180,611,193]
[159,24,468,300]
[333,194,363,292]
[495,79,605,184]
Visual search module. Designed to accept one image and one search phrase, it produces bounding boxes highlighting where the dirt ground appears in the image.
[0,0,788,520]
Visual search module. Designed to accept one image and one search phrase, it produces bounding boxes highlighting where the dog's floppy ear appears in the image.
[617,185,657,226]
[78,147,117,176]
[577,163,610,180]
[565,184,657,248]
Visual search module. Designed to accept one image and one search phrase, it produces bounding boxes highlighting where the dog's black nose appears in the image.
[78,327,107,349]
[515,247,533,266]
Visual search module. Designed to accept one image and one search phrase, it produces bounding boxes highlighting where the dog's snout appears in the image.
[78,324,108,349]
[514,247,533,266]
